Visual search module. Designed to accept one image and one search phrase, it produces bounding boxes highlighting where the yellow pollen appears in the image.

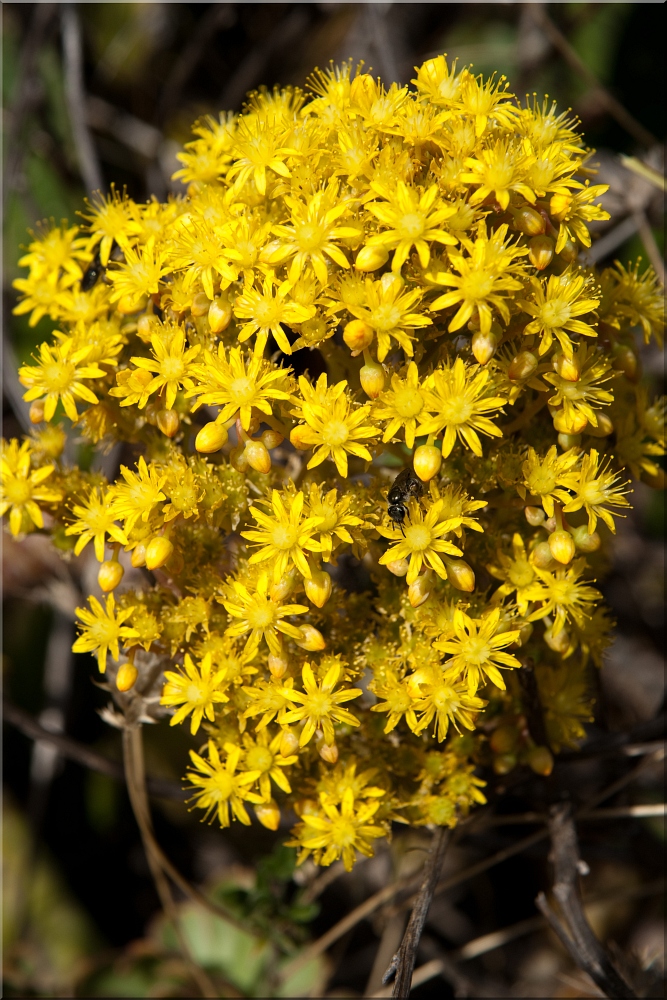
[322,421,349,446]
[405,524,432,550]
[399,212,425,239]
[186,683,205,704]
[394,387,423,418]
[45,361,75,391]
[246,746,273,772]
[160,356,186,379]
[230,376,255,404]
[271,523,299,549]
[6,479,32,504]
[541,300,571,328]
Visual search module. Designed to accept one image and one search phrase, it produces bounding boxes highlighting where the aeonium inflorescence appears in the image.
[4,54,664,870]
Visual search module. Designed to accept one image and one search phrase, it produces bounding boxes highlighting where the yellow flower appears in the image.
[0,439,62,536]
[221,571,308,655]
[549,182,609,252]
[161,652,229,735]
[108,456,166,532]
[128,326,201,410]
[488,533,544,614]
[172,112,236,184]
[378,497,465,585]
[19,339,105,422]
[18,222,89,280]
[370,670,420,734]
[374,362,425,449]
[543,344,614,429]
[65,485,128,561]
[365,181,457,272]
[12,269,65,327]
[412,54,464,107]
[434,607,521,695]
[234,273,315,356]
[291,374,378,477]
[305,483,365,562]
[520,445,580,517]
[289,788,385,871]
[243,677,295,730]
[520,270,600,358]
[607,261,665,345]
[72,593,139,673]
[410,668,487,742]
[106,239,169,309]
[346,274,431,361]
[81,187,143,265]
[454,69,519,136]
[186,741,263,827]
[560,449,631,533]
[241,490,323,581]
[281,660,362,746]
[166,217,239,300]
[241,728,297,801]
[188,345,291,431]
[461,138,536,211]
[226,117,296,195]
[417,358,506,458]
[528,559,601,636]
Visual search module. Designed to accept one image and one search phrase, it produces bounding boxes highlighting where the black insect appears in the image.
[387,466,423,534]
[81,252,104,291]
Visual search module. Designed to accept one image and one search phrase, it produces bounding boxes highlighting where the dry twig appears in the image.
[61,3,103,193]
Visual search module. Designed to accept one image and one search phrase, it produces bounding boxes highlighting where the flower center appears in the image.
[322,421,349,446]
[254,300,280,326]
[247,598,277,629]
[6,478,31,504]
[398,212,425,239]
[230,376,256,404]
[297,223,324,251]
[44,361,75,392]
[394,387,423,418]
[370,304,402,331]
[271,523,299,549]
[509,560,534,587]
[460,272,494,301]
[212,772,234,799]
[186,683,206,705]
[160,356,186,380]
[311,503,338,531]
[246,746,273,772]
[404,523,432,551]
[464,637,490,664]
[541,300,571,329]
[577,483,606,505]
[439,397,474,425]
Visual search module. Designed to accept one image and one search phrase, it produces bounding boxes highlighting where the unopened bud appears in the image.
[255,799,281,831]
[261,428,284,450]
[191,291,211,317]
[360,357,385,398]
[508,351,538,381]
[289,425,311,450]
[558,237,578,263]
[230,444,249,471]
[145,536,174,571]
[544,517,557,533]
[137,314,154,341]
[157,409,179,438]
[528,235,554,270]
[471,327,500,365]
[527,745,554,776]
[525,505,546,526]
[304,568,332,608]
[117,293,147,314]
[532,541,557,569]
[612,344,638,381]
[98,559,124,592]
[116,662,138,692]
[586,412,613,437]
[548,529,575,564]
[445,558,475,592]
[558,433,582,450]
[490,724,518,754]
[386,558,410,577]
[408,572,432,608]
[295,624,326,651]
[513,205,546,236]
[268,654,288,679]
[280,728,300,757]
[195,421,228,453]
[269,568,297,601]
[553,352,580,382]
[553,408,588,434]
[244,439,272,474]
[544,624,570,654]
[493,752,517,775]
[131,542,147,568]
[355,244,389,272]
[319,742,339,764]
[572,525,601,552]
[413,444,442,482]
[343,319,375,353]
[208,296,232,333]
[29,399,45,424]
[517,621,534,646]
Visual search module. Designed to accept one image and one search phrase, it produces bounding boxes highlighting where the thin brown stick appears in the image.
[384,828,450,998]
[61,3,103,193]
[536,802,637,999]
[635,212,666,286]
[529,4,657,149]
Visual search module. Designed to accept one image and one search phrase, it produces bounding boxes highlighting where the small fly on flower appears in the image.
[386,466,424,535]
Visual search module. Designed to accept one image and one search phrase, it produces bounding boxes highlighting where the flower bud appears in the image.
[354,245,389,272]
[548,529,575,564]
[413,444,442,482]
[360,357,385,398]
[558,237,578,263]
[268,654,288,679]
[553,408,588,434]
[295,624,326,651]
[553,352,580,382]
[195,421,228,453]
[98,559,124,592]
[585,412,613,437]
[544,624,570,654]
[255,799,281,831]
[343,319,375,353]
[558,433,582,451]
[527,746,554,776]
[280,728,300,757]
[517,621,534,646]
[270,568,297,601]
[157,409,179,438]
[137,314,154,341]
[612,344,638,381]
[508,351,538,381]
[166,549,184,576]
[208,296,232,333]
[29,399,45,424]
[230,444,249,471]
[289,425,311,450]
[472,327,500,365]
[304,568,332,608]
[532,541,557,569]
[191,291,211,317]
[513,204,546,236]
[131,542,147,568]
[525,505,546,526]
[117,293,147,314]
[571,525,601,552]
[493,752,517,775]
[116,662,138,692]
[244,439,272,474]
[490,724,518,754]
[408,573,432,608]
[319,742,339,764]
[445,558,475,592]
[528,235,554,270]
[386,558,410,577]
[261,429,284,450]
[145,536,174,571]
[544,517,557,533]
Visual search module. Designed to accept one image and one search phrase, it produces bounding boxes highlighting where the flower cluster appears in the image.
[4,56,664,871]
